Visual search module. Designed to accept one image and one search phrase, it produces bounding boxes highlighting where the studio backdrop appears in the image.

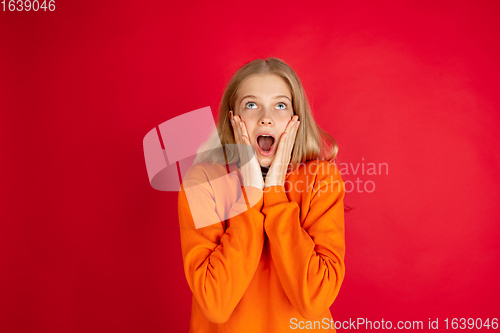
[0,0,499,332]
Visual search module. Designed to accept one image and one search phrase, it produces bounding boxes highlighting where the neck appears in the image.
[261,165,270,181]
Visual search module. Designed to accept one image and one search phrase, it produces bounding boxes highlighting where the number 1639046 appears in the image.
[2,0,55,11]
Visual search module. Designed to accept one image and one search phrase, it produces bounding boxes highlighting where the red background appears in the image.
[1,0,499,332]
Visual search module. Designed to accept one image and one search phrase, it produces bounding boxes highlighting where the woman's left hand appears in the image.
[264,115,300,188]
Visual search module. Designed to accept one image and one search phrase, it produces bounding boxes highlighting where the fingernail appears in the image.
[239,122,243,128]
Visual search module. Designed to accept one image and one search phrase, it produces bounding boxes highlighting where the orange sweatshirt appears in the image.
[178,159,346,332]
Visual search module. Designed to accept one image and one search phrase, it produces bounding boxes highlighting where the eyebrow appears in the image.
[240,95,292,103]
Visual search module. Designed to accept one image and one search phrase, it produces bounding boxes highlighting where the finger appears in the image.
[232,115,253,159]
[288,120,299,144]
[239,121,258,162]
[239,120,250,144]
[234,115,251,146]
[230,113,240,143]
[232,114,244,144]
[274,131,288,163]
[284,115,298,133]
[280,116,298,153]
[278,120,299,167]
[285,120,299,156]
[282,116,298,149]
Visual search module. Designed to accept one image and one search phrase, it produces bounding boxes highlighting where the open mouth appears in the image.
[256,134,276,156]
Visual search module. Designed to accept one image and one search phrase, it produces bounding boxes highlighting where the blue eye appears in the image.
[245,101,257,109]
[244,101,288,110]
[276,102,287,110]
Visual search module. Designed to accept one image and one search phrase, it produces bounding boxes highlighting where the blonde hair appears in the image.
[194,57,339,171]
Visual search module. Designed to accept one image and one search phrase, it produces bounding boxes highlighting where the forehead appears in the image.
[236,74,291,100]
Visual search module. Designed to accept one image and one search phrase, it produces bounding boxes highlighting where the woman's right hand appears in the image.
[229,110,264,190]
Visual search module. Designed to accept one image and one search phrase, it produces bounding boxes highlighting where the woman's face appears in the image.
[233,74,294,167]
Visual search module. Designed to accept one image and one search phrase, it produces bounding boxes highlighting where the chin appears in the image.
[258,158,273,167]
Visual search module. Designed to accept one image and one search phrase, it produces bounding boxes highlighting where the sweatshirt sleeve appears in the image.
[178,167,265,324]
[261,163,346,320]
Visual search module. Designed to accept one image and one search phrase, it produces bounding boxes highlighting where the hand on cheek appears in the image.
[229,111,264,190]
[264,115,300,188]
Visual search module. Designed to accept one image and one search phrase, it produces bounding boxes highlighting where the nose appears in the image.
[259,110,274,126]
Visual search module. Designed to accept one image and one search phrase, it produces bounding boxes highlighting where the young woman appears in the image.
[178,58,346,332]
